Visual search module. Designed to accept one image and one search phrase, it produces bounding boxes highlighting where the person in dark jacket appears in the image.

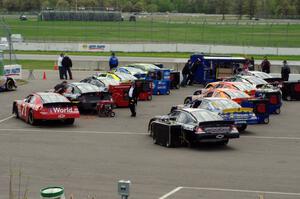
[261,56,271,74]
[281,60,291,81]
[54,81,68,94]
[62,55,73,80]
[187,58,200,85]
[109,52,119,70]
[249,57,255,71]
[128,81,138,117]
[181,59,191,87]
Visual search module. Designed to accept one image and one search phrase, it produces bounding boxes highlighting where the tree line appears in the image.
[1,0,300,18]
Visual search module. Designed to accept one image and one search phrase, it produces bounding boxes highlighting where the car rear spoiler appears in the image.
[199,120,234,126]
[43,102,73,106]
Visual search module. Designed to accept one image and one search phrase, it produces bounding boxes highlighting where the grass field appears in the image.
[2,17,300,47]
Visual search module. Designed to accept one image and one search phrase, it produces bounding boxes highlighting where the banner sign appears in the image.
[79,44,110,52]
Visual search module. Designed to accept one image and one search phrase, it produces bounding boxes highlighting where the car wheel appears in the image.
[28,110,37,125]
[184,97,192,104]
[286,96,291,101]
[263,117,269,124]
[13,103,19,118]
[237,124,247,132]
[110,111,116,117]
[275,108,281,114]
[64,118,75,125]
[6,79,15,91]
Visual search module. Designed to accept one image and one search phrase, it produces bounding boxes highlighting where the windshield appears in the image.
[115,72,137,81]
[224,90,249,98]
[76,84,99,93]
[191,110,223,122]
[253,72,272,79]
[234,83,255,91]
[209,99,241,110]
[244,76,268,85]
[39,93,69,103]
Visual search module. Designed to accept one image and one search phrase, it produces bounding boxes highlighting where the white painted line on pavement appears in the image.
[242,135,300,140]
[0,115,14,124]
[159,187,183,199]
[159,186,300,199]
[0,128,147,136]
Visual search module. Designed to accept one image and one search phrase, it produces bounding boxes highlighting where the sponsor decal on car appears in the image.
[51,107,74,113]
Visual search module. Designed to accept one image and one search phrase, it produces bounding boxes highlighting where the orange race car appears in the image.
[184,88,253,105]
[192,81,256,97]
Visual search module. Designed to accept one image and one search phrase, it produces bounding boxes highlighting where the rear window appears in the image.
[210,99,240,110]
[245,76,268,85]
[224,90,249,98]
[76,84,99,93]
[191,110,223,122]
[234,83,254,91]
[39,93,69,104]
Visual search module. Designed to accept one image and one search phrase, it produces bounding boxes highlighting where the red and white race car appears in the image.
[12,92,80,125]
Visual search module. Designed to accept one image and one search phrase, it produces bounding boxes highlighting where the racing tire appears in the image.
[275,108,281,114]
[64,118,75,125]
[166,91,170,95]
[110,111,116,117]
[263,117,270,124]
[13,103,19,118]
[148,120,155,137]
[175,84,180,89]
[28,110,37,125]
[6,79,15,91]
[157,91,160,95]
[237,124,247,132]
[286,96,291,101]
[184,97,192,104]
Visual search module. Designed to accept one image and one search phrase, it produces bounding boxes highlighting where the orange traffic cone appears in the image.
[54,64,58,70]
[42,71,47,80]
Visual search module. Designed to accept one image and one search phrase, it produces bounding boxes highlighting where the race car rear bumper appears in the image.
[196,132,240,141]
[34,111,80,120]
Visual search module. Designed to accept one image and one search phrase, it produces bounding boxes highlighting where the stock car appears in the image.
[184,88,252,105]
[81,76,119,89]
[195,81,256,96]
[173,98,258,131]
[0,76,17,91]
[148,108,239,147]
[63,82,109,111]
[97,71,137,83]
[242,71,282,86]
[115,66,147,79]
[12,92,80,125]
[224,75,269,88]
[126,63,161,72]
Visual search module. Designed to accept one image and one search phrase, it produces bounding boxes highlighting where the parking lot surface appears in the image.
[0,70,300,199]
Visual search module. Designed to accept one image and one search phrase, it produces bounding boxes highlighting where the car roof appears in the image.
[182,108,208,113]
[203,97,231,101]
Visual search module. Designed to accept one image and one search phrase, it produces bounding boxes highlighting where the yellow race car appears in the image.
[96,71,137,83]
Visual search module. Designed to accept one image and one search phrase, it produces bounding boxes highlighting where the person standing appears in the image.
[109,52,119,70]
[281,60,291,81]
[57,53,64,79]
[54,80,68,94]
[249,57,255,71]
[181,59,191,87]
[187,58,200,86]
[62,54,73,80]
[128,81,138,117]
[261,56,271,74]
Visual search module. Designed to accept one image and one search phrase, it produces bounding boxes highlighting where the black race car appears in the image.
[148,108,239,147]
[63,82,111,111]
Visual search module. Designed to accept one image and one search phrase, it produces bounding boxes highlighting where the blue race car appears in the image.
[172,97,258,132]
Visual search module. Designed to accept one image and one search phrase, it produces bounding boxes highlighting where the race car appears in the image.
[0,76,17,91]
[194,81,256,97]
[184,88,252,105]
[242,71,282,87]
[115,66,147,79]
[81,76,119,89]
[224,75,270,88]
[12,92,80,125]
[63,82,110,111]
[148,108,239,147]
[97,71,137,83]
[126,63,161,72]
[173,98,259,131]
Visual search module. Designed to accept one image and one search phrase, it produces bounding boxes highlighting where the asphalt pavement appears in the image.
[0,70,300,199]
